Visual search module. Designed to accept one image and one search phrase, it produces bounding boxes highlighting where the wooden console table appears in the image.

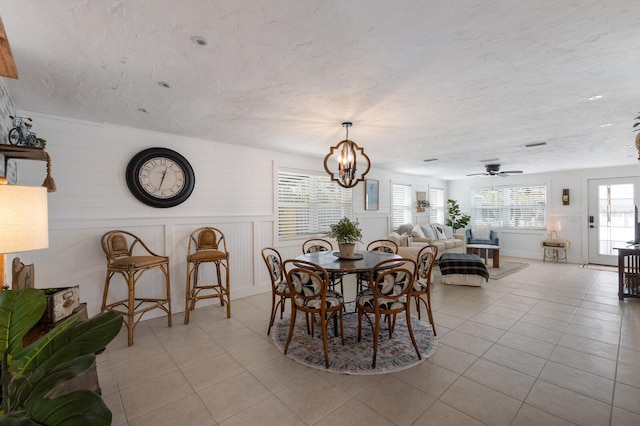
[616,247,640,300]
[541,239,569,263]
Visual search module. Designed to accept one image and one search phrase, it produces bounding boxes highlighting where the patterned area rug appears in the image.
[271,312,437,375]
[487,261,529,280]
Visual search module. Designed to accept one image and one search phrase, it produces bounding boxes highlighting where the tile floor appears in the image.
[97,257,640,425]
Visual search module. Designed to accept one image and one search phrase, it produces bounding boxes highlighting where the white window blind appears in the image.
[471,185,547,228]
[429,188,444,223]
[278,171,352,239]
[392,184,412,228]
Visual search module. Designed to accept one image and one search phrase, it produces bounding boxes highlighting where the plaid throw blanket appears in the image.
[438,253,489,282]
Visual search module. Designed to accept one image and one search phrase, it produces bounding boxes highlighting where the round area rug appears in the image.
[271,312,437,375]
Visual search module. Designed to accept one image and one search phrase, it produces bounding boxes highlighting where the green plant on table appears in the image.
[0,288,123,425]
[446,199,471,231]
[326,216,363,245]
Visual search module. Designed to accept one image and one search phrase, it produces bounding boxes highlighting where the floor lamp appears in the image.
[0,178,49,291]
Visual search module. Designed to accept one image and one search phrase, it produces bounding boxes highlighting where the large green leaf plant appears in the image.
[0,288,122,425]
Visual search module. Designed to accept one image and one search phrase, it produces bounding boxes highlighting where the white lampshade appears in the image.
[547,220,561,232]
[0,185,49,253]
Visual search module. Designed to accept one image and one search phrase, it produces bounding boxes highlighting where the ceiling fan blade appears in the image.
[466,172,488,176]
[499,170,523,174]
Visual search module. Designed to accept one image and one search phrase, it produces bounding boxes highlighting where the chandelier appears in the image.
[323,122,370,188]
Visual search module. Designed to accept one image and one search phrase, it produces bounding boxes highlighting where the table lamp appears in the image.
[0,178,49,290]
[547,220,561,240]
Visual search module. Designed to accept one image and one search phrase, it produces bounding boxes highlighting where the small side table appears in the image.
[541,239,570,263]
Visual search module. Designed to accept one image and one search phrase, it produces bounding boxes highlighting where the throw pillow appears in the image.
[412,224,426,238]
[472,223,490,240]
[443,225,454,239]
[420,225,436,240]
[432,224,448,240]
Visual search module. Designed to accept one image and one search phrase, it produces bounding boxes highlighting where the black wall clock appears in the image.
[126,147,195,208]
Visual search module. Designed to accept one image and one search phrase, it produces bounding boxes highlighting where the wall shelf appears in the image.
[0,145,47,161]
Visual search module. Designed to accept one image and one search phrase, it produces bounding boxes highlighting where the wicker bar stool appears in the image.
[100,230,172,346]
[184,227,230,324]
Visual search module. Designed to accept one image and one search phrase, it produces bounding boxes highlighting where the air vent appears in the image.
[480,158,499,163]
[423,158,438,162]
[525,142,547,148]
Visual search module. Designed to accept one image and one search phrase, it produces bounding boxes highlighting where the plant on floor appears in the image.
[446,199,471,232]
[326,216,362,245]
[0,288,123,425]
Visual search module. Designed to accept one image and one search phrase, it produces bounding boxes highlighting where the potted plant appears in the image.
[326,216,362,258]
[0,288,123,425]
[446,199,471,232]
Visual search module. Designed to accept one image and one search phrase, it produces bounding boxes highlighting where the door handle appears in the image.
[589,225,595,228]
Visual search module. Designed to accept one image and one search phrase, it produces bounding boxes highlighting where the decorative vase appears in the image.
[338,243,356,258]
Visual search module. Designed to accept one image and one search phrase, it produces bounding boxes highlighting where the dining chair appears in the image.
[366,239,398,254]
[356,258,420,368]
[302,238,344,294]
[184,227,230,324]
[100,230,172,346]
[412,244,438,335]
[261,247,291,335]
[282,259,345,368]
[302,238,333,253]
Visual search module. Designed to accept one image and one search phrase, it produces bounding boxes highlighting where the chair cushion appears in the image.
[295,289,344,309]
[356,288,407,310]
[111,255,168,269]
[275,281,289,295]
[413,279,428,292]
[188,250,228,262]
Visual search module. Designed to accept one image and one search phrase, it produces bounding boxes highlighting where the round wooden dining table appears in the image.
[294,250,401,274]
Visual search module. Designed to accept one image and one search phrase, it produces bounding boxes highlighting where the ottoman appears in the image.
[438,253,489,286]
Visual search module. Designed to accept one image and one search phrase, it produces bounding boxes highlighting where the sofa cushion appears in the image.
[412,224,426,238]
[443,225,454,239]
[387,231,402,246]
[420,225,436,240]
[443,240,457,249]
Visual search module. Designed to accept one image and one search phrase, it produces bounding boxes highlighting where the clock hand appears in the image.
[158,167,168,190]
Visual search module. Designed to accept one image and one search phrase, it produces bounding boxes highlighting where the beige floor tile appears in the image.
[463,358,536,401]
[249,356,317,393]
[438,330,493,357]
[275,372,352,424]
[500,293,539,306]
[538,361,614,403]
[357,375,436,426]
[113,350,178,390]
[611,406,640,426]
[433,311,467,329]
[549,345,617,379]
[528,305,574,322]
[437,303,480,320]
[211,326,265,352]
[575,307,622,323]
[620,333,640,351]
[509,321,563,344]
[120,370,195,420]
[618,347,640,369]
[314,398,395,426]
[392,360,460,398]
[455,320,506,342]
[481,344,546,377]
[129,394,216,426]
[511,404,575,426]
[182,351,245,391]
[221,395,305,426]
[570,313,622,333]
[564,323,620,345]
[491,299,534,314]
[617,361,640,388]
[102,392,127,426]
[535,300,579,314]
[228,337,283,369]
[580,300,625,314]
[440,377,521,426]
[198,370,272,423]
[469,311,518,330]
[319,370,382,396]
[525,380,611,425]
[613,382,640,415]
[557,333,619,361]
[166,338,227,368]
[427,343,478,374]
[412,400,485,426]
[496,331,555,359]
[518,312,569,332]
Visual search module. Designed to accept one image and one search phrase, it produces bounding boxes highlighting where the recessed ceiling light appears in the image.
[525,142,547,148]
[423,158,438,162]
[158,81,171,88]
[599,123,612,128]
[137,108,148,113]
[191,36,209,47]
[589,94,603,101]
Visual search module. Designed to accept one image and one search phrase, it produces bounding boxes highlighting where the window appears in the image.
[392,184,412,228]
[278,171,352,239]
[429,188,444,224]
[471,185,547,228]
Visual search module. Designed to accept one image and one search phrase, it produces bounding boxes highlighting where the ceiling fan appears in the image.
[466,164,524,177]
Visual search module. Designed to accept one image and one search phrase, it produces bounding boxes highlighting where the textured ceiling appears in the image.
[1,1,640,180]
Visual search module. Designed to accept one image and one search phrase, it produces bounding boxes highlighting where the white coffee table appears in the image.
[466,244,500,268]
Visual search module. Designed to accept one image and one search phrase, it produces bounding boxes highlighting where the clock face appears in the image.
[126,148,195,208]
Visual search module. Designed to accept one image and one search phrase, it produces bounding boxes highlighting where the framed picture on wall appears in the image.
[365,179,379,210]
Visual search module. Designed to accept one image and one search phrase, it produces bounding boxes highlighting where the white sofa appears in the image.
[388,223,465,261]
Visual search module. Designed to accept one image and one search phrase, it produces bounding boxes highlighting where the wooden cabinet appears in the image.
[616,247,640,300]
